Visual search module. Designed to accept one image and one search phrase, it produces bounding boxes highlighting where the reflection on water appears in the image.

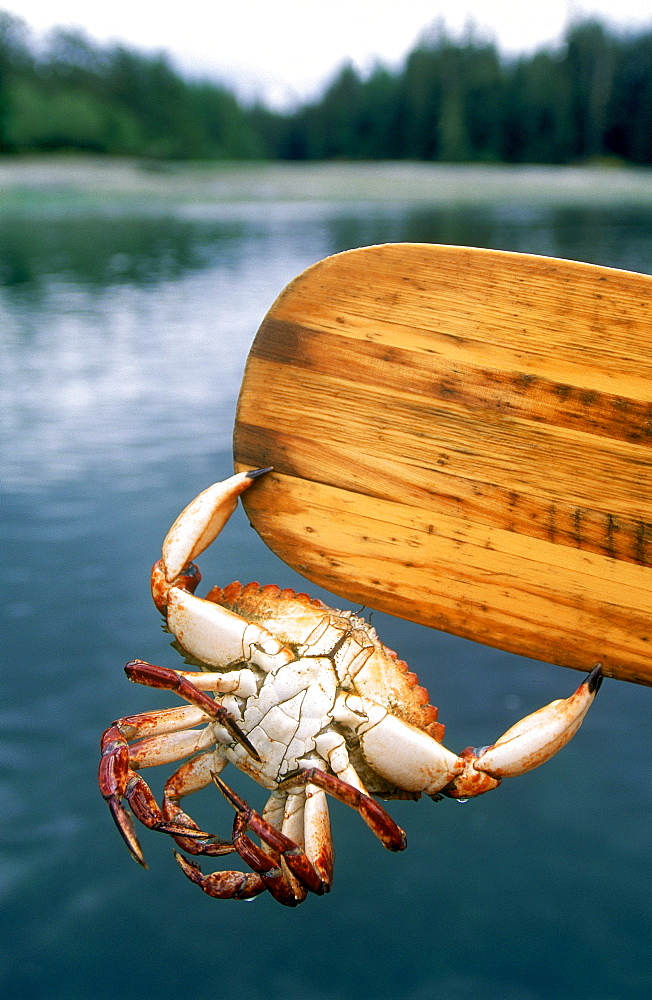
[1,196,651,1000]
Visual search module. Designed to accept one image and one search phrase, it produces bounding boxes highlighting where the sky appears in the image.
[4,1,651,109]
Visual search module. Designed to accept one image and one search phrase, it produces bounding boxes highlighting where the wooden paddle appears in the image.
[233,244,652,687]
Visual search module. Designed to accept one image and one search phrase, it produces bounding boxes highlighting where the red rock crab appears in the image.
[99,468,602,906]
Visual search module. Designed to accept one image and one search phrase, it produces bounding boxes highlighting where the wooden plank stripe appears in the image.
[236,356,652,564]
[237,473,651,686]
[251,317,652,446]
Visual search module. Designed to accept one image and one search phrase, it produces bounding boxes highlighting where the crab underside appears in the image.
[99,469,602,906]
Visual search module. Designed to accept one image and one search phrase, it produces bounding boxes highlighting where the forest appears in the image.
[0,10,650,165]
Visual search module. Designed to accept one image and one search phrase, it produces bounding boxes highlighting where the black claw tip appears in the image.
[173,850,200,877]
[587,663,603,694]
[221,715,262,762]
[238,731,262,763]
[246,467,273,480]
[108,798,147,868]
[211,771,246,812]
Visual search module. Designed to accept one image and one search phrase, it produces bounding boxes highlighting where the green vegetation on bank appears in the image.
[0,10,650,165]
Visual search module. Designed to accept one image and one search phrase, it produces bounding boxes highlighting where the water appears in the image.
[1,185,651,1000]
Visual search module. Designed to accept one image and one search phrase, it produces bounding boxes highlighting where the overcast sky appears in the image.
[5,1,651,109]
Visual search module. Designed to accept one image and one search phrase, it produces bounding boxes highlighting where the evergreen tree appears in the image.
[0,10,649,165]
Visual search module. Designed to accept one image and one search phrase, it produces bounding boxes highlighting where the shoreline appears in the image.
[0,156,651,209]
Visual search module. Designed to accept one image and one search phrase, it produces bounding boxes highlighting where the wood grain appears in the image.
[234,244,652,686]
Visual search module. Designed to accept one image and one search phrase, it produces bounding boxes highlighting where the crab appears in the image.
[99,468,602,906]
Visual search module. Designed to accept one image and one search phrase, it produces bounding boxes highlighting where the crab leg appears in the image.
[294,786,333,888]
[175,775,333,907]
[174,774,341,907]
[230,810,310,907]
[215,774,329,906]
[124,659,260,760]
[99,704,217,866]
[213,767,406,901]
[173,786,304,906]
[161,755,235,857]
[244,790,311,904]
[276,787,331,904]
[100,656,261,865]
[278,768,407,851]
[174,853,267,901]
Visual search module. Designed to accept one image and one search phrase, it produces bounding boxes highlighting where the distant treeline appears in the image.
[1,10,651,164]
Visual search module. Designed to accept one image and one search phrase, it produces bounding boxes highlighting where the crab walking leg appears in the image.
[162,752,237,857]
[124,659,261,760]
[274,785,335,902]
[173,777,304,906]
[99,703,217,866]
[302,786,334,886]
[201,763,406,905]
[100,653,260,867]
[277,791,311,904]
[239,789,312,905]
[128,725,216,768]
[447,664,604,797]
[232,790,313,907]
[215,773,337,903]
[218,782,335,906]
[101,658,265,864]
[125,730,221,852]
[279,768,408,852]
[174,853,268,901]
[200,766,405,907]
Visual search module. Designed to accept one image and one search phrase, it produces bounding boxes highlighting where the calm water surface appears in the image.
[1,194,651,1000]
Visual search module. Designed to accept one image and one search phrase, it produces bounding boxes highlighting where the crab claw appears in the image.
[152,468,272,610]
[162,469,272,583]
[446,665,603,798]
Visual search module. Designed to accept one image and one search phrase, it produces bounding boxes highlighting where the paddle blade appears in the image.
[234,244,652,686]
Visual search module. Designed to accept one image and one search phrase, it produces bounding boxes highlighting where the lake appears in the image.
[1,161,651,1000]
